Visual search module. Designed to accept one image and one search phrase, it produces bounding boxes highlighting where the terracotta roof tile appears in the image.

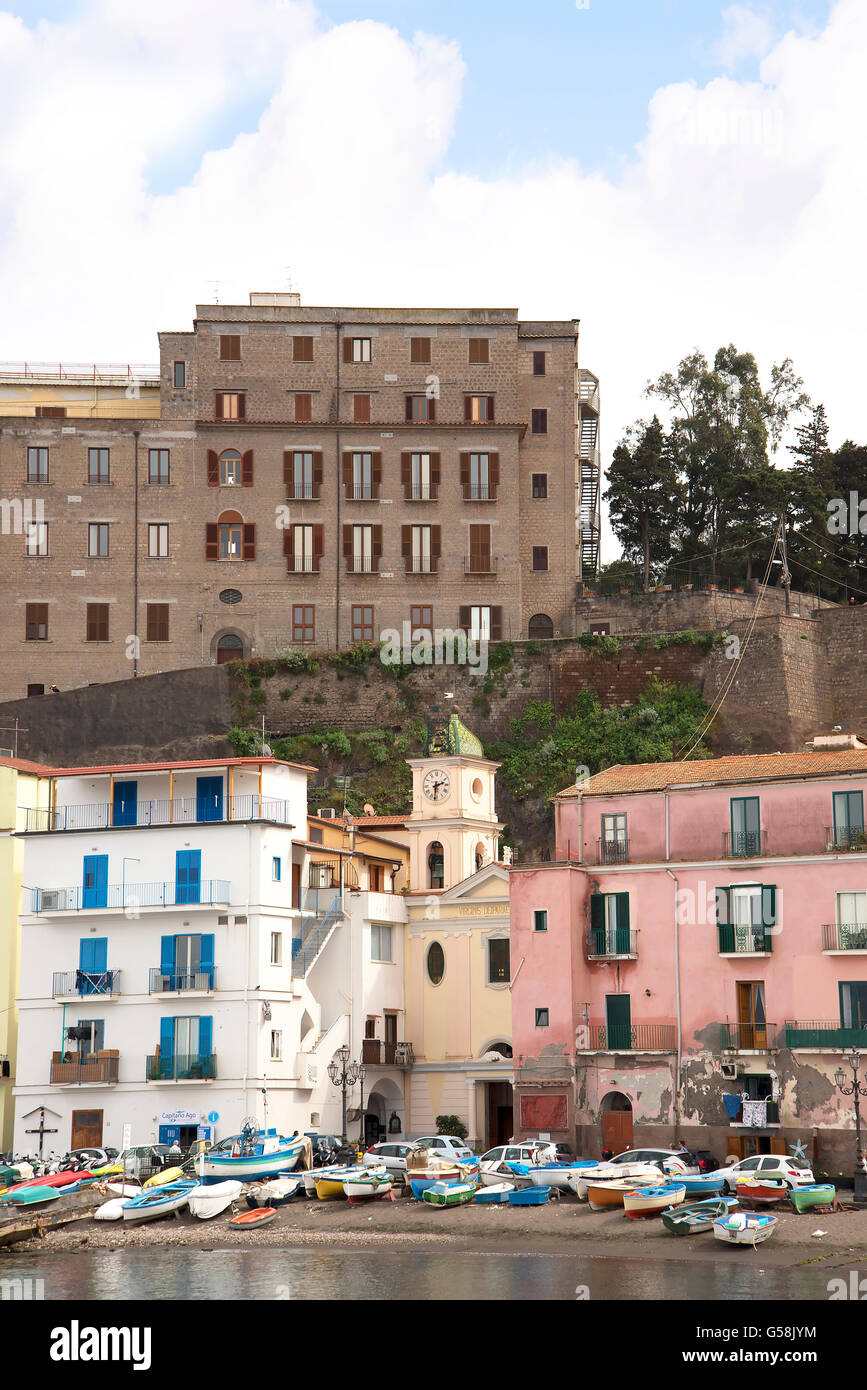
[555,749,867,799]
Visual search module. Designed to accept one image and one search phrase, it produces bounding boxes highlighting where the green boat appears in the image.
[422,1181,476,1208]
[661,1197,738,1235]
[789,1184,836,1213]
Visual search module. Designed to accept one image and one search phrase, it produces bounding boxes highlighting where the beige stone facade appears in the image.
[0,296,599,700]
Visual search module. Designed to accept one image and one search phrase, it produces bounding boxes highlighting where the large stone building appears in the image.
[0,294,600,701]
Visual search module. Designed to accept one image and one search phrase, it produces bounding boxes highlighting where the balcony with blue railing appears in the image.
[23,794,294,833]
[146,1053,217,1082]
[52,969,120,999]
[785,1019,867,1050]
[148,967,216,995]
[32,880,230,912]
[717,925,773,955]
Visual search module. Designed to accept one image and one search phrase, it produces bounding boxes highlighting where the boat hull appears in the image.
[475,1183,514,1204]
[122,1182,195,1224]
[789,1184,836,1213]
[735,1179,789,1205]
[681,1175,726,1196]
[187,1181,243,1219]
[661,1198,739,1235]
[143,1166,185,1189]
[230,1206,277,1229]
[570,1164,661,1200]
[623,1184,686,1218]
[0,1186,61,1207]
[586,1177,659,1210]
[423,1182,475,1207]
[713,1212,778,1246]
[197,1138,305,1182]
[343,1175,393,1202]
[508,1186,551,1206]
[94,1198,127,1221]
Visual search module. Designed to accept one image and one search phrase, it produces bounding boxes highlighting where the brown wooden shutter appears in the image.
[489,453,500,498]
[312,452,323,498]
[342,452,353,497]
[371,453,381,498]
[429,453,441,497]
[464,396,472,423]
[487,395,495,422]
[313,524,324,572]
[469,524,488,571]
[343,525,353,559]
[401,455,411,498]
[343,337,353,363]
[469,338,489,364]
[215,394,224,421]
[241,450,254,486]
[491,606,502,641]
[372,525,383,570]
[238,393,246,420]
[459,605,470,633]
[283,450,293,492]
[431,525,441,569]
[405,395,413,422]
[207,451,219,486]
[401,525,412,568]
[354,394,371,424]
[428,398,436,423]
[459,453,470,499]
[205,523,219,560]
[294,336,313,362]
[242,523,256,561]
[283,526,294,563]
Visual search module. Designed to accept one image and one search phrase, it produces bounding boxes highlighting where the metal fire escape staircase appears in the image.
[291,895,344,977]
[577,369,601,580]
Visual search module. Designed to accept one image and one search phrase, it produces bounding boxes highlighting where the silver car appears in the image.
[365,1141,418,1174]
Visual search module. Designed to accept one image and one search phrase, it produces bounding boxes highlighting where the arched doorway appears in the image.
[366,1076,404,1146]
[428,840,444,889]
[216,633,245,664]
[528,613,554,640]
[600,1090,633,1155]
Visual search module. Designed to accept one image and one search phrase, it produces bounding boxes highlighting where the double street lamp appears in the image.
[834,1048,867,1207]
[327,1044,366,1147]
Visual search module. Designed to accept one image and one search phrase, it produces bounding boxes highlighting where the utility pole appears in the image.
[779,508,792,616]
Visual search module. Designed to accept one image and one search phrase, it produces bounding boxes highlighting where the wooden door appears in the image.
[737,981,767,1048]
[602,1109,633,1154]
[291,862,301,910]
[71,1109,103,1149]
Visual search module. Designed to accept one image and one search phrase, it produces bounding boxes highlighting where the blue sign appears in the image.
[208,1111,219,1124]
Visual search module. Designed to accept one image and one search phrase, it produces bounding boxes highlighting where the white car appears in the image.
[608,1147,700,1176]
[364,1141,418,1174]
[412,1135,474,1163]
[711,1153,815,1193]
[479,1142,552,1167]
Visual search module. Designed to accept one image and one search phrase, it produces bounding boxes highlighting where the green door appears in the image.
[605,994,632,1051]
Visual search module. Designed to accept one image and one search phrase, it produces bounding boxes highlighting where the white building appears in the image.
[12,756,410,1154]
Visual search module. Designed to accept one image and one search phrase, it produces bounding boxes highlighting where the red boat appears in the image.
[5,1170,95,1192]
[735,1179,788,1206]
[229,1206,277,1229]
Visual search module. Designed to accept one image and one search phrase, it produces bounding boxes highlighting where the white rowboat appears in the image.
[187,1180,243,1220]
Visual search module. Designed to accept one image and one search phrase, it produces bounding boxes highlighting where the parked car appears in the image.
[413,1135,475,1163]
[479,1142,550,1168]
[690,1148,721,1174]
[711,1153,815,1193]
[65,1147,115,1169]
[609,1147,700,1175]
[365,1141,418,1174]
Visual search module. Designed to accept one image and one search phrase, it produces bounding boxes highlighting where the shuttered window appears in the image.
[460,452,499,500]
[25,602,48,640]
[353,394,371,423]
[468,524,491,573]
[86,603,109,642]
[284,450,322,500]
[293,337,314,362]
[458,605,502,642]
[531,408,548,434]
[464,395,494,423]
[401,452,440,500]
[343,525,382,573]
[293,393,313,423]
[215,392,245,420]
[410,337,431,363]
[344,337,371,363]
[468,338,490,364]
[146,603,169,642]
[343,452,381,500]
[219,335,241,361]
[532,351,546,376]
[284,524,324,574]
[405,394,435,423]
[532,546,549,571]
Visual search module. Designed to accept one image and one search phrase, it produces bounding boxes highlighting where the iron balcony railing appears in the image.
[822,922,867,951]
[346,557,377,573]
[596,837,629,865]
[722,830,763,857]
[463,555,498,575]
[785,1020,867,1050]
[726,1097,780,1124]
[146,1053,217,1081]
[33,880,230,912]
[51,969,120,998]
[721,1021,777,1050]
[361,1039,415,1066]
[406,557,439,575]
[587,928,637,959]
[577,1022,677,1052]
[464,484,495,501]
[408,485,437,501]
[24,795,294,833]
[148,967,216,994]
[50,1054,119,1085]
[717,925,773,954]
[285,485,319,501]
[824,825,866,851]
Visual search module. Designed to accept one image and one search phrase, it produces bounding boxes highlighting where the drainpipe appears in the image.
[576,792,583,864]
[133,430,140,677]
[665,793,670,861]
[334,321,342,650]
[665,868,682,1140]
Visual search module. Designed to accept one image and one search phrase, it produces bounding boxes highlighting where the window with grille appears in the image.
[27,447,49,482]
[149,449,170,484]
[88,448,110,483]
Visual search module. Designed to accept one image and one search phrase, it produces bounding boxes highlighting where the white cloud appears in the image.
[714,5,776,70]
[0,0,864,569]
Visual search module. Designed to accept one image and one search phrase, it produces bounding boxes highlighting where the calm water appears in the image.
[0,1248,834,1300]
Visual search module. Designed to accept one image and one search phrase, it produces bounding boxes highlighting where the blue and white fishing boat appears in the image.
[475,1182,514,1204]
[680,1173,726,1196]
[197,1125,306,1183]
[121,1180,196,1224]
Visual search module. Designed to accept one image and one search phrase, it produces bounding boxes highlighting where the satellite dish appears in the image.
[363,803,375,816]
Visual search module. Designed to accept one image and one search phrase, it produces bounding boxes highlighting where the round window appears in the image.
[426,941,445,986]
[471,777,483,800]
[219,589,243,605]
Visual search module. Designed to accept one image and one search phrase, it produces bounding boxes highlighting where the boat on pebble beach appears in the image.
[187,1180,244,1220]
[569,1163,662,1201]
[789,1183,836,1213]
[661,1197,739,1235]
[422,1181,476,1207]
[122,1180,196,1224]
[622,1183,686,1218]
[713,1210,778,1246]
[475,1182,514,1204]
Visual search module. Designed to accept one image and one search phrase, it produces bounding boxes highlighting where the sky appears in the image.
[0,0,859,562]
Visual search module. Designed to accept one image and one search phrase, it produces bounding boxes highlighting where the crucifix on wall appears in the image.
[25,1107,58,1158]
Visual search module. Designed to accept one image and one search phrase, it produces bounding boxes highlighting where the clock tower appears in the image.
[404,710,503,893]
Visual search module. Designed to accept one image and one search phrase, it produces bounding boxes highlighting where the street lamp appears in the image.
[357,1062,367,1147]
[327,1044,360,1146]
[834,1049,867,1207]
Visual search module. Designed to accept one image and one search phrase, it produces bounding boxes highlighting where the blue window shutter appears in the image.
[175,850,202,905]
[160,935,175,988]
[83,854,108,908]
[92,938,107,972]
[200,934,214,987]
[159,1017,174,1080]
[198,1016,213,1062]
[79,938,95,972]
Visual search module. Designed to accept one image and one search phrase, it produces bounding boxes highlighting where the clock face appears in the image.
[423,769,451,802]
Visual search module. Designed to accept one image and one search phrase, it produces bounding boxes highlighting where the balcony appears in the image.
[462,485,496,502]
[785,1020,867,1050]
[726,1097,781,1125]
[717,925,773,955]
[146,1053,217,1082]
[345,558,378,574]
[586,928,637,960]
[596,837,629,865]
[50,1051,119,1085]
[52,969,120,999]
[575,1022,677,1053]
[148,967,216,995]
[722,830,763,858]
[24,795,293,833]
[823,825,866,852]
[721,1022,778,1051]
[464,555,498,576]
[405,558,439,576]
[361,1039,414,1066]
[407,486,437,502]
[33,880,230,912]
[822,922,867,952]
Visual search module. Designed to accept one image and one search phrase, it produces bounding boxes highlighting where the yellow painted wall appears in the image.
[0,381,160,419]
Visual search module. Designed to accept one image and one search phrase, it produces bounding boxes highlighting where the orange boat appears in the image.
[229,1206,277,1229]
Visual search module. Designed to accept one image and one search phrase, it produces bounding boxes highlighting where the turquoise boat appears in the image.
[789,1183,836,1213]
[0,1185,61,1207]
[681,1174,726,1196]
[508,1185,550,1206]
[422,1181,475,1208]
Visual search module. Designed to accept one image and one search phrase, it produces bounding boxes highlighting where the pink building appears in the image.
[510,741,867,1174]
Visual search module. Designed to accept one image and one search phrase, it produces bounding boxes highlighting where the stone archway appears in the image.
[212,629,249,664]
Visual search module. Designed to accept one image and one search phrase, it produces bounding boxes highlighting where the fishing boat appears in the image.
[586,1176,660,1210]
[245,1175,305,1209]
[486,1162,531,1188]
[315,1166,365,1200]
[343,1171,394,1203]
[661,1197,739,1235]
[94,1198,127,1222]
[230,1206,277,1229]
[735,1177,789,1206]
[516,1162,596,1191]
[680,1174,726,1197]
[422,1181,476,1207]
[143,1166,185,1189]
[713,1210,778,1247]
[0,1185,61,1208]
[196,1115,307,1182]
[569,1163,662,1201]
[475,1182,514,1204]
[122,1180,196,1224]
[789,1183,836,1213]
[5,1169,94,1194]
[105,1181,142,1199]
[187,1180,243,1220]
[623,1183,686,1218]
[508,1185,551,1206]
[303,1164,345,1197]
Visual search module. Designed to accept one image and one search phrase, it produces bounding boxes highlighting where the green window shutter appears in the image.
[590,894,604,954]
[761,885,776,941]
[716,887,733,953]
[615,891,630,953]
